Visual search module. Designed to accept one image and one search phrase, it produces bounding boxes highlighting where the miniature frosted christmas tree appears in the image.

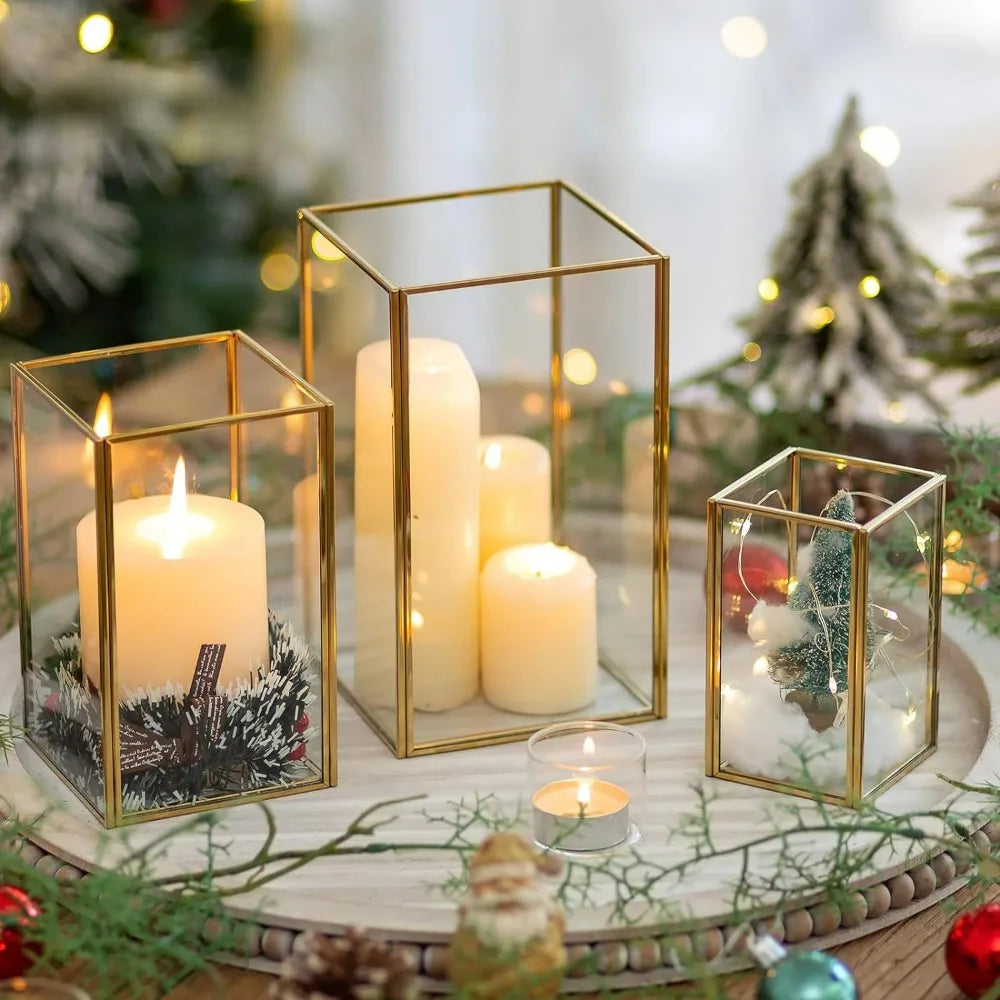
[765,491,877,722]
[738,96,941,428]
[931,174,1000,387]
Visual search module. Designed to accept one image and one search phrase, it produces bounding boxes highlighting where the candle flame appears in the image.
[83,393,113,481]
[583,735,596,756]
[162,456,189,560]
[482,442,502,470]
[93,393,112,438]
[576,781,591,810]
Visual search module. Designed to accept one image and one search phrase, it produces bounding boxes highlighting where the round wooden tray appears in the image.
[2,522,998,992]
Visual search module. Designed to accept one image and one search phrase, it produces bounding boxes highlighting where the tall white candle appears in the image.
[480,542,597,714]
[478,435,551,569]
[354,338,480,712]
[76,457,269,694]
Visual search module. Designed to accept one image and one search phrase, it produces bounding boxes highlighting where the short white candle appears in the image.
[76,457,269,694]
[354,337,480,712]
[532,777,630,852]
[478,435,551,569]
[480,543,597,714]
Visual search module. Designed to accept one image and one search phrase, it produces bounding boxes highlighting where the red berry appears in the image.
[44,692,59,713]
[294,713,309,734]
[0,886,41,979]
[289,744,306,762]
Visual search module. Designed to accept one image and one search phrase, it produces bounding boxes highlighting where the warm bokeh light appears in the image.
[741,341,762,363]
[311,231,345,262]
[78,13,114,54]
[934,269,951,286]
[752,656,770,677]
[721,682,736,700]
[758,277,780,301]
[859,125,901,167]
[260,251,298,291]
[608,379,629,396]
[809,305,836,330]
[945,529,964,552]
[481,442,503,470]
[521,392,545,417]
[0,2,10,25]
[858,275,881,298]
[721,16,768,58]
[563,348,597,386]
[881,400,907,424]
[0,280,11,316]
[411,610,425,629]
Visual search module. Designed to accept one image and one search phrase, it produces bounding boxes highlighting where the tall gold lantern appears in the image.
[298,181,669,757]
[12,331,336,826]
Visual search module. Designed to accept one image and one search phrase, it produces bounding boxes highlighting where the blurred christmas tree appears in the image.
[0,0,297,369]
[928,174,1000,388]
[722,96,942,429]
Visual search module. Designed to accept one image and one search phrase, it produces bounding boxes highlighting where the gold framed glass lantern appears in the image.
[11,331,336,826]
[706,447,945,806]
[298,181,669,756]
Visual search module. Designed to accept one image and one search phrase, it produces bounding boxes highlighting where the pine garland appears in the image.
[29,613,314,815]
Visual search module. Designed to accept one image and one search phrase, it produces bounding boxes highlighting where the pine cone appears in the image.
[272,928,421,1000]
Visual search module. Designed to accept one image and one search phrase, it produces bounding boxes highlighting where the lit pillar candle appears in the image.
[354,338,480,712]
[478,435,551,568]
[76,457,269,693]
[480,543,597,714]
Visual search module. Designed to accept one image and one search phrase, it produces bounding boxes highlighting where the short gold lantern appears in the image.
[706,447,945,806]
[298,181,669,756]
[12,331,336,826]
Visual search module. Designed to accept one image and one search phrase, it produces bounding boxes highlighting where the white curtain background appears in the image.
[271,0,1000,421]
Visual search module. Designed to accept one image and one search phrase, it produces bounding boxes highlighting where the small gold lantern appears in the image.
[706,447,945,806]
[298,181,669,756]
[11,331,336,826]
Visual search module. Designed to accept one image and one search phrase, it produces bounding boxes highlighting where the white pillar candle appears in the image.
[76,457,269,694]
[354,337,480,712]
[478,435,551,569]
[480,543,597,714]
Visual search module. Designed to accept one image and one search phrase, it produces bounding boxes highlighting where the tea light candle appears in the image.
[480,543,597,714]
[532,776,630,852]
[76,456,269,693]
[478,435,551,568]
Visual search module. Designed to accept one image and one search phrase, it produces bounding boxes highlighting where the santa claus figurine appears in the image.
[450,832,566,999]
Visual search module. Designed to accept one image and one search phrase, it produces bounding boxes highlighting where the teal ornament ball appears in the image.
[757,951,859,1000]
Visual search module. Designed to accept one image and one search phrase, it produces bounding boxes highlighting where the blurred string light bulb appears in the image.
[0,280,11,317]
[260,250,298,291]
[859,275,881,298]
[0,2,9,25]
[721,15,768,58]
[859,125,901,167]
[311,231,345,262]
[78,13,114,54]
[563,348,597,386]
[758,277,779,302]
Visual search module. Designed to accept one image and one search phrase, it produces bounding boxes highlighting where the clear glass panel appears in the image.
[794,454,929,519]
[19,375,107,818]
[863,488,939,796]
[715,502,847,799]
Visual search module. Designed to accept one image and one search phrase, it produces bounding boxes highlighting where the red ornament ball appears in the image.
[0,885,41,979]
[947,903,1000,998]
[720,544,789,631]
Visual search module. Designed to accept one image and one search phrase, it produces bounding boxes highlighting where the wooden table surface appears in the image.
[78,882,983,1000]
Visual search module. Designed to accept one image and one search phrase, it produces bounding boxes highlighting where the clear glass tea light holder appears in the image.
[527,721,646,854]
[706,447,945,807]
[298,181,670,757]
[11,331,336,827]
